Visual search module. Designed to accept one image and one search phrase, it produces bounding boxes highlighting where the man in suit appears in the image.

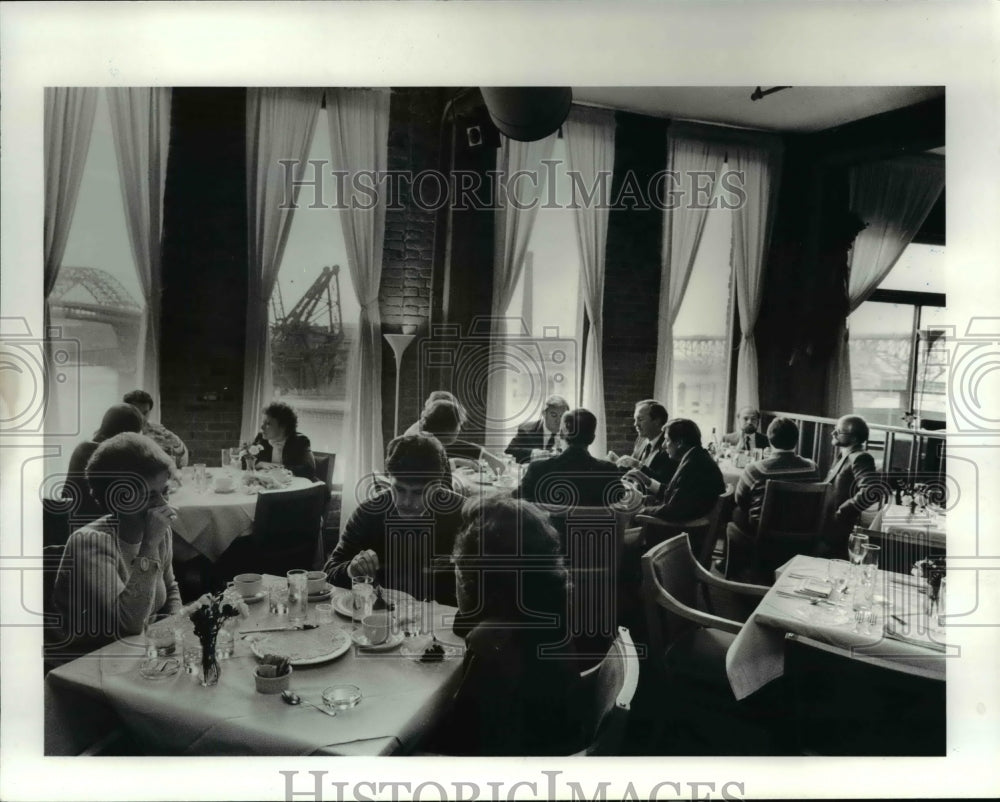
[607,399,677,488]
[722,406,769,451]
[820,414,883,555]
[625,418,724,523]
[504,395,569,464]
[515,408,624,507]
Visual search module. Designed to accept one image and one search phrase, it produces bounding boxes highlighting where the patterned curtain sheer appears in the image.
[826,155,945,415]
[241,88,323,443]
[730,135,783,411]
[484,132,556,443]
[325,89,391,526]
[652,125,728,405]
[106,87,172,418]
[563,106,616,456]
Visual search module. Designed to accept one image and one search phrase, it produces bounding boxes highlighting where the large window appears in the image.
[48,90,144,475]
[671,200,736,438]
[848,243,946,428]
[268,119,357,481]
[501,137,583,428]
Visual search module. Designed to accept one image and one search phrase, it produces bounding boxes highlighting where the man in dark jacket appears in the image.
[722,406,769,451]
[625,418,724,523]
[515,408,624,508]
[504,395,569,464]
[820,414,883,555]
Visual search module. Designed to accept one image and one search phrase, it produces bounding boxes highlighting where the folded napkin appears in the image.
[795,578,833,599]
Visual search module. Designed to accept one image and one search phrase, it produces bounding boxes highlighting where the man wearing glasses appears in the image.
[822,414,883,554]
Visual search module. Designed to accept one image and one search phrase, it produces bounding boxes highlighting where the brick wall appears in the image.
[160,88,248,466]
[379,88,447,443]
[602,112,668,455]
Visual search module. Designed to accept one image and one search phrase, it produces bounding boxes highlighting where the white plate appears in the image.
[308,585,334,602]
[249,626,352,666]
[241,590,268,605]
[351,628,404,651]
[213,488,236,494]
[331,587,411,618]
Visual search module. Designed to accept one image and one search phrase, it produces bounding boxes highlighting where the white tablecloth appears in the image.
[872,503,947,546]
[725,555,948,701]
[45,583,465,756]
[170,470,318,561]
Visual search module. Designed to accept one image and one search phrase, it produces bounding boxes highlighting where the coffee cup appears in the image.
[306,570,328,595]
[214,473,234,492]
[362,612,389,645]
[234,573,263,598]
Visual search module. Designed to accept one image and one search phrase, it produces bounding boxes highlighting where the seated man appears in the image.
[515,408,624,508]
[625,418,724,524]
[821,414,883,555]
[123,389,189,469]
[405,398,485,465]
[607,399,676,488]
[504,394,569,464]
[323,434,464,605]
[722,406,769,451]
[724,417,820,577]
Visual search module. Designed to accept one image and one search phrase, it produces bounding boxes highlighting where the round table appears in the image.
[171,468,318,562]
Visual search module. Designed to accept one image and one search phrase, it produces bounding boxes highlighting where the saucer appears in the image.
[214,487,236,494]
[351,628,404,651]
[241,590,268,605]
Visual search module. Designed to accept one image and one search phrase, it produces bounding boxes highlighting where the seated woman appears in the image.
[251,401,317,480]
[426,496,586,756]
[65,403,145,519]
[405,397,504,473]
[52,432,184,651]
[323,434,464,605]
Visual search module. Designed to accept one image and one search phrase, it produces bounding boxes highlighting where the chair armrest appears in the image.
[635,515,710,530]
[644,584,743,635]
[695,566,769,598]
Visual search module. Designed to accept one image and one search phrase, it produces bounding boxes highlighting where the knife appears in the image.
[240,624,319,634]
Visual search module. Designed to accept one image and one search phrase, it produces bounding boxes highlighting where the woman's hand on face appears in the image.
[145,502,178,542]
[347,549,380,579]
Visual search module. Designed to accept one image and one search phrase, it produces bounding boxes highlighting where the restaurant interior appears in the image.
[38,85,949,758]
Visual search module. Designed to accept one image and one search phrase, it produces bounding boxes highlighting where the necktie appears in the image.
[546,433,556,451]
[744,434,752,452]
[639,441,652,462]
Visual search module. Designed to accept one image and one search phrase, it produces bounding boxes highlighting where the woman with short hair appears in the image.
[251,401,317,479]
[53,432,183,648]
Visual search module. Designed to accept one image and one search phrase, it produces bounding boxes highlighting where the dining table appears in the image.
[725,554,948,701]
[44,576,467,756]
[169,468,319,563]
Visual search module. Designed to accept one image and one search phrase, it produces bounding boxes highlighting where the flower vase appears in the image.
[199,631,220,687]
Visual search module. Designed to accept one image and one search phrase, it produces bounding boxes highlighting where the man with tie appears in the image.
[821,414,883,555]
[722,406,769,452]
[607,399,676,487]
[504,395,570,464]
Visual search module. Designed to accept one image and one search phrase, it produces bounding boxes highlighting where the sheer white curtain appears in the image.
[241,88,323,443]
[44,87,98,306]
[730,136,783,411]
[325,89,390,525]
[484,132,556,440]
[827,155,945,414]
[564,106,615,456]
[107,88,172,418]
[653,126,728,404]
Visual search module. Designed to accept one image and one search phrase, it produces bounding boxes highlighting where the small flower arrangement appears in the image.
[189,590,246,686]
[238,441,264,470]
[913,557,947,601]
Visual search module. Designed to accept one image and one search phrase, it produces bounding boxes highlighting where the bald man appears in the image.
[722,407,769,451]
[821,414,884,554]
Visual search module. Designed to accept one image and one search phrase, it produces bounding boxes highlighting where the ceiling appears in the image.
[572,86,944,134]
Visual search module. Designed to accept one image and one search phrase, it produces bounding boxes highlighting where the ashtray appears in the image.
[322,684,362,711]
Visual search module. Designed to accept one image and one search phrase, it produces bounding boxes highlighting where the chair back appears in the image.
[535,503,630,660]
[635,487,733,569]
[756,480,831,573]
[249,483,328,573]
[572,625,639,755]
[312,451,336,489]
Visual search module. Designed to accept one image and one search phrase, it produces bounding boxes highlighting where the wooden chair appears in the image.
[571,625,640,755]
[753,480,832,580]
[216,483,328,578]
[312,451,336,490]
[635,487,733,569]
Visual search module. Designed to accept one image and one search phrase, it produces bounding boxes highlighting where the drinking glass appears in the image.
[315,603,334,625]
[847,530,869,566]
[269,587,289,616]
[287,569,308,626]
[193,463,208,494]
[221,448,230,469]
[216,628,235,659]
[322,684,362,711]
[351,575,375,625]
[826,559,851,605]
[182,633,201,675]
[140,613,180,679]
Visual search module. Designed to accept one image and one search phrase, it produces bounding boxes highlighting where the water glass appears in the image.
[193,463,208,493]
[182,633,201,675]
[269,586,289,616]
[351,575,375,624]
[216,627,235,660]
[287,569,308,626]
[826,559,851,604]
[221,448,230,469]
[315,603,334,625]
[140,613,179,679]
[322,684,362,711]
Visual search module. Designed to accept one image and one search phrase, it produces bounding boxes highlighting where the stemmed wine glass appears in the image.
[846,530,869,594]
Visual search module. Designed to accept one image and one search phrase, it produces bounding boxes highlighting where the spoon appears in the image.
[281,690,337,716]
